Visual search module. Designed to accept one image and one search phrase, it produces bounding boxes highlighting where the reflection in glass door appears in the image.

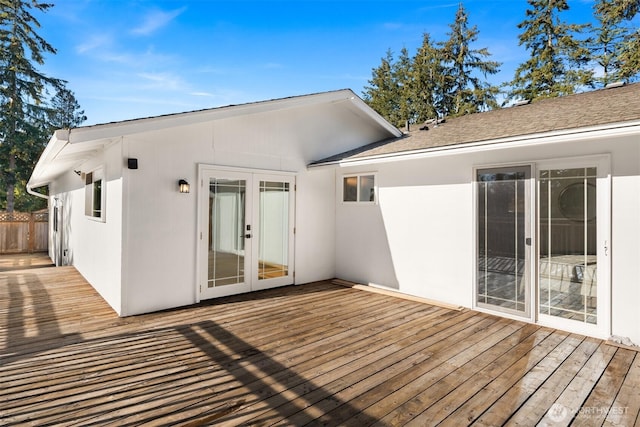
[257,181,290,281]
[207,178,247,289]
[476,166,531,316]
[200,168,295,299]
[539,167,598,324]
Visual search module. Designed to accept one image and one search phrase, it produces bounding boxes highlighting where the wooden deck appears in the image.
[1,254,638,426]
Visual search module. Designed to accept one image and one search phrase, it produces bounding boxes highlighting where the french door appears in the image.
[199,167,295,299]
[476,157,610,337]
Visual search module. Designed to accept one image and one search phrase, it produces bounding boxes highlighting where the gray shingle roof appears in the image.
[311,82,640,165]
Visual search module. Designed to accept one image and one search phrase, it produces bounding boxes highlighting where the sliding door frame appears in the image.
[535,155,611,338]
[473,163,536,321]
[473,155,611,338]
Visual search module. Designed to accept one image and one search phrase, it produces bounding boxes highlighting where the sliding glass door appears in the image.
[476,158,610,336]
[537,158,610,335]
[476,166,532,317]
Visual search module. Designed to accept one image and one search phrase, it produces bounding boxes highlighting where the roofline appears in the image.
[28,89,401,188]
[308,120,640,169]
[64,89,401,144]
[27,130,70,189]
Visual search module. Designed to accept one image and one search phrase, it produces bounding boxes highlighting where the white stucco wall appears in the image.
[609,140,640,344]
[118,107,347,315]
[335,132,640,343]
[49,143,124,315]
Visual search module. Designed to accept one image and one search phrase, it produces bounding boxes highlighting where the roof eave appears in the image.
[308,120,640,169]
[65,89,382,144]
[27,129,70,189]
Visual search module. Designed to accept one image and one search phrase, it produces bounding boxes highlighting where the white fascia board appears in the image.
[347,94,403,138]
[29,89,400,186]
[309,120,640,169]
[28,128,108,189]
[27,129,70,189]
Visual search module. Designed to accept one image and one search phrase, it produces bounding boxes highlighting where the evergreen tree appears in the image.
[0,0,64,212]
[50,87,87,129]
[603,0,639,19]
[508,0,592,101]
[593,0,640,83]
[363,49,400,126]
[365,7,501,126]
[412,32,445,122]
[393,47,414,126]
[439,3,501,117]
[591,0,629,86]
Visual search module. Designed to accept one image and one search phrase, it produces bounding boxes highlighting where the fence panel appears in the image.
[0,211,49,254]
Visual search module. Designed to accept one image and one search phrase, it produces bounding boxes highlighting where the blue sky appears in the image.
[38,0,603,125]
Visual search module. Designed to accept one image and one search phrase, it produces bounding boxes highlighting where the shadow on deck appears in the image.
[0,254,638,426]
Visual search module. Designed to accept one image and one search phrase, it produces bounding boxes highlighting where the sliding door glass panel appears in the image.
[477,167,530,315]
[539,168,597,324]
[258,181,290,280]
[208,179,246,287]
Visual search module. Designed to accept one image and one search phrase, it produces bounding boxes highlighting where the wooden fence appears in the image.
[0,211,48,254]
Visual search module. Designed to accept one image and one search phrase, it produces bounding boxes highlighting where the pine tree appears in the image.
[591,1,628,86]
[0,0,64,212]
[412,33,445,123]
[363,49,400,126]
[593,0,640,84]
[509,0,592,101]
[439,3,501,117]
[50,87,87,129]
[393,47,414,126]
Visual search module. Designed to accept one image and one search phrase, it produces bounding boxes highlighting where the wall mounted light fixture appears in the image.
[178,179,190,193]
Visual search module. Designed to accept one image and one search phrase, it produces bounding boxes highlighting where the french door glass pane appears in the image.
[258,181,289,280]
[539,168,597,324]
[208,179,246,287]
[477,167,529,314]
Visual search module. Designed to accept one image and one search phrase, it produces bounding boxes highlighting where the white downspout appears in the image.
[26,183,49,200]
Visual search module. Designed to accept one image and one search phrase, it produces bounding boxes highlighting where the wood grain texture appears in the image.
[0,254,637,426]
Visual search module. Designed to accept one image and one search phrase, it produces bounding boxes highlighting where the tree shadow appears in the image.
[2,271,81,360]
[1,277,381,425]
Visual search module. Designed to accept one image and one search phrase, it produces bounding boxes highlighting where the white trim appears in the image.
[56,90,402,147]
[199,164,297,176]
[340,172,378,205]
[535,155,611,339]
[472,154,612,339]
[472,164,535,320]
[30,90,400,189]
[310,121,640,169]
[196,164,297,302]
[84,166,106,222]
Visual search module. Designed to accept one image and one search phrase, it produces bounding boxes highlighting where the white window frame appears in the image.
[84,167,105,222]
[342,173,377,204]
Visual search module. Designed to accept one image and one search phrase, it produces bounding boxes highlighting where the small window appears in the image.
[343,174,376,203]
[85,168,105,220]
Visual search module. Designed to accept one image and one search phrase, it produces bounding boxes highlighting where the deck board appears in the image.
[0,254,638,426]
